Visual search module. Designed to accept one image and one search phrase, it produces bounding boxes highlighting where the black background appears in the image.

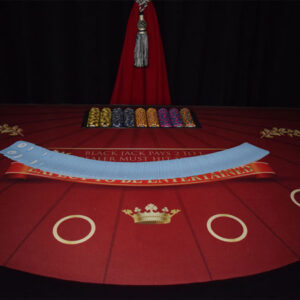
[0,262,299,299]
[1,0,300,106]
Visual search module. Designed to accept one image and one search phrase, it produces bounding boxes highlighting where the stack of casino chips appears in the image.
[169,108,183,128]
[146,108,160,127]
[135,108,147,127]
[124,108,135,127]
[158,108,172,127]
[85,106,197,128]
[87,107,100,127]
[180,108,196,127]
[100,107,111,127]
[112,108,124,128]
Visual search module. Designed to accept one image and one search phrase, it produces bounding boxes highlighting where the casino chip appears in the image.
[180,108,196,127]
[100,107,112,127]
[146,108,160,127]
[112,108,124,128]
[85,106,198,129]
[87,107,100,127]
[158,108,172,128]
[135,108,148,127]
[169,108,183,128]
[124,108,135,128]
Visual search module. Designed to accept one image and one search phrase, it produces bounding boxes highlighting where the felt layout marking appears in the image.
[52,215,96,245]
[290,189,300,207]
[206,214,248,243]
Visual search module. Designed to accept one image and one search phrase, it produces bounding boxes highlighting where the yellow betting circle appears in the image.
[207,214,248,243]
[53,215,96,245]
[290,189,300,207]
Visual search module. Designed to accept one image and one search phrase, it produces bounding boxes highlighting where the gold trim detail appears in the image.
[260,127,300,139]
[0,124,24,136]
[122,203,180,224]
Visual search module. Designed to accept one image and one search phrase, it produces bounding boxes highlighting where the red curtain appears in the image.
[110,2,171,105]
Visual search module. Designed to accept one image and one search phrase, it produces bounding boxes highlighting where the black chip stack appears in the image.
[112,108,124,128]
[124,107,135,128]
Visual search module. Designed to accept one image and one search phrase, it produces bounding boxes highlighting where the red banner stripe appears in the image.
[5,162,275,187]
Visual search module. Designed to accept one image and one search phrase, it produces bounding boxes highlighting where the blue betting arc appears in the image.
[0,141,269,180]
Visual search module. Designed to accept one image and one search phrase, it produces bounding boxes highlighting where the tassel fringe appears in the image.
[134,32,148,67]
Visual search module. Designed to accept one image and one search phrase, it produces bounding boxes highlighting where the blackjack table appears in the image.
[0,104,299,298]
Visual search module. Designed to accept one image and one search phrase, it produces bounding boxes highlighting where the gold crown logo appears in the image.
[122,203,180,224]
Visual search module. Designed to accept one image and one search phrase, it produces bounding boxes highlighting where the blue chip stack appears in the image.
[112,108,124,128]
[169,108,183,127]
[124,107,135,128]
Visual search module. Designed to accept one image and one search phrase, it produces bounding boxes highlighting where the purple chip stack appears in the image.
[169,108,183,127]
[158,108,172,127]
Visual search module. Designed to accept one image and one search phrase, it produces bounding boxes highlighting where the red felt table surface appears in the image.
[0,105,299,285]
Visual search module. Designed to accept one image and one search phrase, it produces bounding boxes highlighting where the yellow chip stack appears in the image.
[135,108,148,127]
[180,108,196,127]
[100,107,112,127]
[146,108,160,127]
[87,107,100,127]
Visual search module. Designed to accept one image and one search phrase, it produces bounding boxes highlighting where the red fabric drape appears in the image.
[110,2,171,105]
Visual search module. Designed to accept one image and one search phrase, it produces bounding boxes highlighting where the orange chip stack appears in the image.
[146,108,160,127]
[135,108,148,127]
[180,108,196,127]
